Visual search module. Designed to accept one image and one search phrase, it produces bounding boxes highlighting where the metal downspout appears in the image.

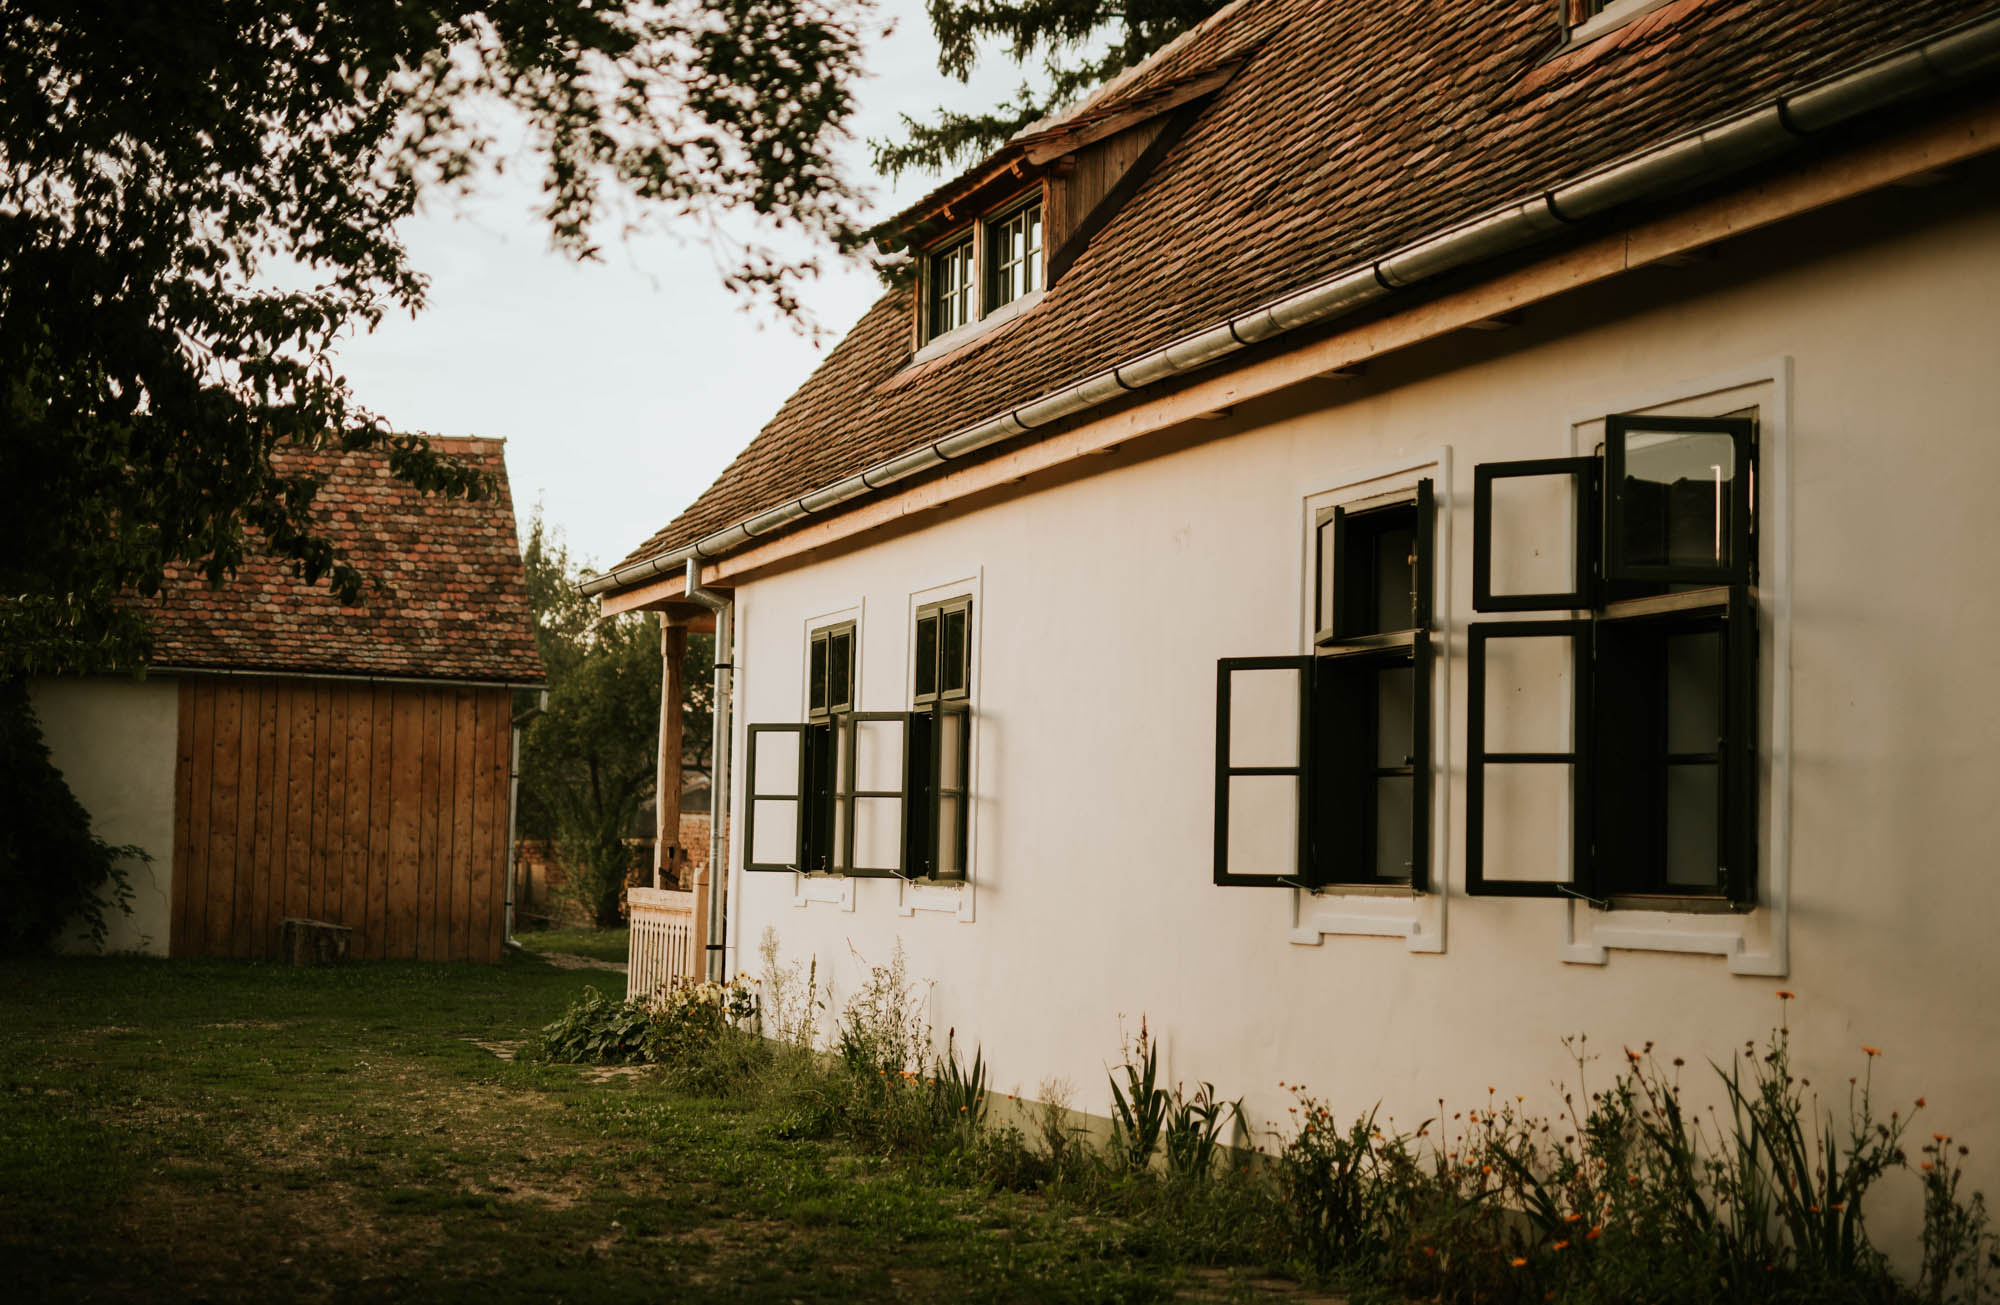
[682,558,734,982]
[504,690,548,949]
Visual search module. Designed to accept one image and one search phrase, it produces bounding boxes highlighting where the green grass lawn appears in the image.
[0,954,1296,1304]
[512,925,631,964]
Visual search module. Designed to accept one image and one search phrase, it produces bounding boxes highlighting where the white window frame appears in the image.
[791,601,864,912]
[899,571,982,923]
[1553,360,1794,976]
[1287,448,1453,955]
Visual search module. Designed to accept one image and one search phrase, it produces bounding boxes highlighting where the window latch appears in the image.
[1556,883,1613,910]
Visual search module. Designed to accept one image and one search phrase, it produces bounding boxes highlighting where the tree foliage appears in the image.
[1,0,874,678]
[872,0,1228,180]
[0,681,139,957]
[517,513,711,927]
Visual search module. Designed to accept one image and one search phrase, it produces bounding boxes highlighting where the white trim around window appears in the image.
[1555,358,1794,976]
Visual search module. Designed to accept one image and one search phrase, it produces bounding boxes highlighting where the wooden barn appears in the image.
[30,437,544,962]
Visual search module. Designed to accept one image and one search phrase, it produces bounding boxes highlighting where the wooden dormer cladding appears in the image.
[894,57,1246,290]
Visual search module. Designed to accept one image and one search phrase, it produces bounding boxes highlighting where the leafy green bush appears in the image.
[0,680,139,957]
[522,978,755,1068]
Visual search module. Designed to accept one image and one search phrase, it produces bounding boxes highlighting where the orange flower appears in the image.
[1917,1097,1927,1108]
[1511,1258,1528,1268]
[1586,1226,1602,1241]
[1935,1133,1948,1142]
[1777,989,1795,999]
[1862,1046,1882,1057]
[1922,1161,1935,1172]
[1565,1212,1584,1224]
[1552,1240,1570,1251]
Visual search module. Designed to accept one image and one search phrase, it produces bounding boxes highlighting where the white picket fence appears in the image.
[626,887,698,1000]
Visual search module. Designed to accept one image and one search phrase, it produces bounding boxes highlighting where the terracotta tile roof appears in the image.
[613,0,2000,577]
[145,437,545,684]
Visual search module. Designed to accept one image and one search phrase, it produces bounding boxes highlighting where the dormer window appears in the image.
[1562,0,1674,44]
[986,200,1044,311]
[927,234,976,339]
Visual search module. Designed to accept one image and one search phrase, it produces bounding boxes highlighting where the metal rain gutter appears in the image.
[579,11,2000,600]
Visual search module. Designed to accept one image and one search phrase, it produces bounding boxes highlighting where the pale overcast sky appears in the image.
[330,1,1027,574]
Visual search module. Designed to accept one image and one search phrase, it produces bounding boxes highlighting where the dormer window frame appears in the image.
[1558,0,1676,46]
[915,181,1049,353]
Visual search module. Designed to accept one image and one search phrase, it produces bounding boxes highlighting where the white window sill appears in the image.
[910,290,1045,367]
[1561,900,1784,976]
[792,873,855,912]
[898,876,974,922]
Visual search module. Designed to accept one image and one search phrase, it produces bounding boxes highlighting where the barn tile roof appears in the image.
[610,0,1999,580]
[146,437,545,684]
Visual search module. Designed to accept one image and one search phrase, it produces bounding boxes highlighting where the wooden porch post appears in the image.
[657,618,688,890]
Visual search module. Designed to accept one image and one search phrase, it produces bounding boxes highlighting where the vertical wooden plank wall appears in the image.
[169,677,514,961]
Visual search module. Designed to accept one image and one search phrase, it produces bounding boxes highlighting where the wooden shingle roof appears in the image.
[612,0,2000,578]
[146,437,545,684]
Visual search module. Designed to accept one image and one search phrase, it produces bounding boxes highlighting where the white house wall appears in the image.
[723,185,2000,1215]
[29,676,179,957]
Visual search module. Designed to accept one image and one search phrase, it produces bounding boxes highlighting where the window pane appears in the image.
[1665,763,1720,889]
[751,728,800,796]
[941,608,966,695]
[1374,663,1414,768]
[1315,515,1336,636]
[809,638,827,713]
[1616,428,1738,571]
[1372,521,1417,633]
[852,796,902,871]
[1481,635,1574,755]
[938,709,967,789]
[828,631,851,708]
[852,717,904,791]
[751,799,799,867]
[936,794,965,877]
[1226,775,1298,878]
[930,238,974,336]
[1488,471,1582,601]
[1665,630,1721,754]
[1374,775,1414,880]
[1228,667,1301,768]
[987,202,1043,309]
[1482,763,1574,884]
[915,615,938,699]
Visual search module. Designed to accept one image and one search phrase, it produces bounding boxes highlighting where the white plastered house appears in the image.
[589,0,2000,1196]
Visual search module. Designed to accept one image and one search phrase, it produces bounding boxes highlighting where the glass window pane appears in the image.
[1616,427,1737,571]
[936,794,964,877]
[1665,763,1720,889]
[1228,667,1301,768]
[752,728,800,797]
[938,709,967,789]
[751,799,799,866]
[1665,631,1721,754]
[1315,516,1336,635]
[1372,520,1416,633]
[1482,635,1574,755]
[1226,775,1297,879]
[915,615,938,699]
[828,631,851,708]
[1374,775,1414,880]
[852,796,901,871]
[1375,663,1414,768]
[809,638,827,713]
[1482,763,1573,884]
[1488,472,1581,600]
[941,609,966,695]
